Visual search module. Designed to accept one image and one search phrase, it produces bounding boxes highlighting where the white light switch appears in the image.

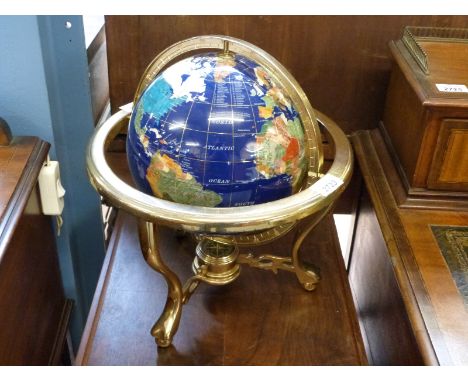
[38,159,65,216]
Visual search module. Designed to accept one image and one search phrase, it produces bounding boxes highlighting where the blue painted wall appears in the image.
[0,16,55,146]
[0,15,106,351]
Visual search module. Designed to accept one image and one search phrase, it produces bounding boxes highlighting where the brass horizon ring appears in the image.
[87,108,352,234]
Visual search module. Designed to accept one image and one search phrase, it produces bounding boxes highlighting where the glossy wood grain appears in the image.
[77,211,367,365]
[410,40,468,100]
[399,209,468,365]
[428,119,468,190]
[377,121,468,210]
[349,187,423,365]
[0,137,48,253]
[105,16,467,135]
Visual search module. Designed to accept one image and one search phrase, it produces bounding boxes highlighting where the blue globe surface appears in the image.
[127,52,308,207]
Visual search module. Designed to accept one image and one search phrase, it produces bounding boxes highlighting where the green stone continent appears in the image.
[287,117,305,141]
[134,102,146,137]
[261,94,276,109]
[147,153,223,207]
[256,120,286,168]
[156,170,223,207]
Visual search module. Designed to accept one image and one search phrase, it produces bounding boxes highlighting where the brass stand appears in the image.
[138,221,183,347]
[137,203,332,347]
[86,36,354,348]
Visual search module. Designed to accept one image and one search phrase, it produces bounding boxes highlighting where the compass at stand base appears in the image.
[193,239,240,285]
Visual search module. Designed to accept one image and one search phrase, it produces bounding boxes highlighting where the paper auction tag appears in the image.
[435,84,468,93]
[317,174,344,197]
[119,102,134,113]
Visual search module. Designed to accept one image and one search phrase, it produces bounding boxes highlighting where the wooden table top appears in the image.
[1,137,39,218]
[76,210,367,365]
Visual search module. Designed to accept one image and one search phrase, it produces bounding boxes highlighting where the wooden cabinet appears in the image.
[0,122,72,365]
[349,129,468,365]
[381,28,468,207]
[349,28,468,365]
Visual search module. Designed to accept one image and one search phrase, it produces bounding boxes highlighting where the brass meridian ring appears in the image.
[132,35,323,181]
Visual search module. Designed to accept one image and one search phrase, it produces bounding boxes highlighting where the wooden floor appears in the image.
[76,211,367,366]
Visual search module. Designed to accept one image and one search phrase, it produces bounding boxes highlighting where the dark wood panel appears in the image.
[0,189,68,365]
[349,129,458,365]
[427,119,468,190]
[105,15,467,134]
[349,187,423,365]
[0,135,72,365]
[377,121,468,210]
[77,211,367,365]
[381,55,425,186]
[87,26,109,125]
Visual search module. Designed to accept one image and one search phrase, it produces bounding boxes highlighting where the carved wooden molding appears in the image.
[0,117,12,146]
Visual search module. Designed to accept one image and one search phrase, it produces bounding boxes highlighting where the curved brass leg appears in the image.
[138,220,183,347]
[291,204,333,291]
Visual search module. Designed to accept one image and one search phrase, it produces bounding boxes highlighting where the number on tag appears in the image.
[435,84,468,93]
[317,175,344,197]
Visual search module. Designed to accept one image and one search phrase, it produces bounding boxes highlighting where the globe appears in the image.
[127,52,309,207]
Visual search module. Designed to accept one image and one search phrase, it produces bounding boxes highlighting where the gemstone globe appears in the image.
[127,52,309,207]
